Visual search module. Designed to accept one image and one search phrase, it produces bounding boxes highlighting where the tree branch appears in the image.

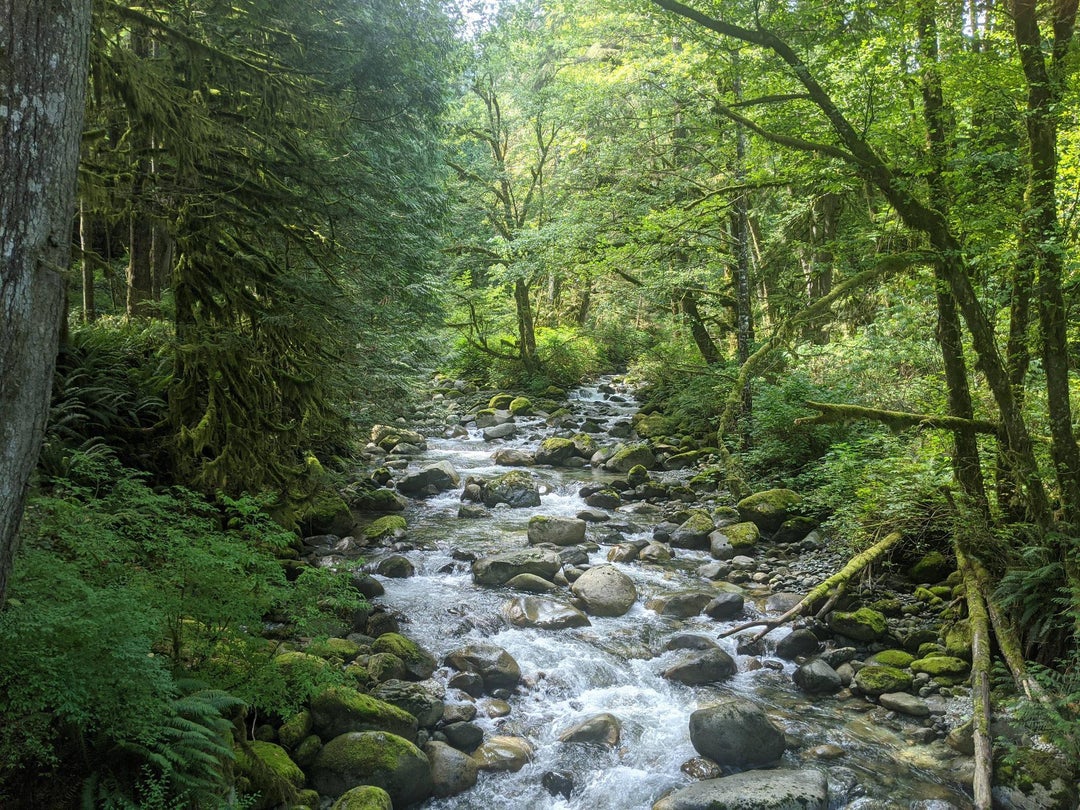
[794,401,1002,435]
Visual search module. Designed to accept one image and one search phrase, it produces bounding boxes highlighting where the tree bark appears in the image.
[80,199,96,323]
[0,0,92,607]
[125,27,155,318]
[680,288,721,365]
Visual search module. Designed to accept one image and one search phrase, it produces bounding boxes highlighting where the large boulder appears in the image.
[371,680,445,728]
[370,633,437,680]
[527,515,587,546]
[493,448,535,467]
[371,425,428,452]
[397,461,460,496]
[331,785,393,810]
[502,596,591,630]
[472,735,534,772]
[570,564,638,617]
[483,422,517,441]
[472,547,562,586]
[535,437,581,466]
[470,470,541,508]
[311,731,433,804]
[652,769,828,810]
[423,740,479,798]
[669,511,715,549]
[604,443,657,473]
[827,607,888,642]
[444,643,522,693]
[688,698,785,769]
[736,489,803,534]
[713,521,760,550]
[234,741,305,810]
[662,649,737,686]
[557,713,621,748]
[310,686,418,742]
[853,665,913,696]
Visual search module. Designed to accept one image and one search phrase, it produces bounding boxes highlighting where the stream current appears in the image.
[368,379,974,809]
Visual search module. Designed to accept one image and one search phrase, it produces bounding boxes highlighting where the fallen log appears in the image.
[957,544,993,809]
[720,530,902,640]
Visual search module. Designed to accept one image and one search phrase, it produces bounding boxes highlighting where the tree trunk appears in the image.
[0,0,92,608]
[514,277,538,373]
[731,60,754,443]
[125,31,154,318]
[679,288,721,365]
[80,199,96,323]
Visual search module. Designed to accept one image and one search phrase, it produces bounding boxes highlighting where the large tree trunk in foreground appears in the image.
[0,0,91,608]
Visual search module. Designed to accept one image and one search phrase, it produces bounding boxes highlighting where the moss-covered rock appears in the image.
[627,464,650,488]
[363,515,407,541]
[914,586,943,604]
[310,686,418,742]
[331,785,393,810]
[535,437,578,465]
[293,734,323,768]
[828,607,888,641]
[508,396,532,415]
[910,655,970,677]
[634,412,672,439]
[853,665,913,696]
[736,489,803,534]
[299,491,353,537]
[993,747,1078,810]
[295,788,321,809]
[306,637,362,662]
[604,443,656,473]
[868,649,916,669]
[371,633,437,680]
[908,550,954,583]
[348,487,407,513]
[488,393,514,410]
[312,731,433,804]
[279,710,313,751]
[365,652,407,683]
[719,521,760,549]
[944,619,973,661]
[479,470,541,508]
[234,741,305,810]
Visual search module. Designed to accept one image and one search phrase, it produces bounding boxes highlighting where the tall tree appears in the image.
[0,0,92,606]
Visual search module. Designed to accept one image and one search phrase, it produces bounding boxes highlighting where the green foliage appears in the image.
[0,454,359,805]
[995,530,1077,659]
[1005,646,1080,766]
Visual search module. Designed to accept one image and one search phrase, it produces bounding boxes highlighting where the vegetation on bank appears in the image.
[3,0,1080,806]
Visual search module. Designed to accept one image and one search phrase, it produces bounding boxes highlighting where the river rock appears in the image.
[712,520,760,549]
[505,572,557,592]
[351,571,385,599]
[772,515,818,544]
[793,659,842,694]
[472,547,562,586]
[638,542,672,563]
[666,634,720,651]
[535,437,581,465]
[311,686,418,742]
[482,422,517,441]
[372,425,428,452]
[662,648,737,685]
[375,554,414,578]
[472,735,534,772]
[827,607,888,641]
[441,721,484,752]
[330,785,392,810]
[423,741,478,798]
[311,731,433,804]
[878,692,930,717]
[652,768,828,810]
[397,461,460,495]
[647,590,713,618]
[444,643,522,692]
[775,628,821,660]
[371,633,437,680]
[708,530,735,560]
[371,679,445,728]
[557,712,621,748]
[502,596,591,629]
[584,488,622,509]
[493,448,534,466]
[910,655,970,678]
[669,511,714,549]
[527,515,587,546]
[543,770,574,799]
[570,564,638,616]
[736,489,803,534]
[234,741,304,809]
[607,542,641,563]
[853,665,912,696]
[465,470,541,508]
[688,698,785,769]
[604,443,656,473]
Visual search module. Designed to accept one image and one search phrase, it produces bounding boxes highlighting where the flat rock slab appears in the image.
[502,596,591,630]
[652,768,828,810]
[879,692,930,717]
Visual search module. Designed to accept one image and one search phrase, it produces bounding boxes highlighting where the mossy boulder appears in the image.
[669,511,715,549]
[488,393,514,410]
[868,649,916,669]
[535,437,579,465]
[362,515,407,541]
[234,741,305,810]
[306,637,362,662]
[527,514,587,546]
[736,488,803,534]
[478,470,541,508]
[604,443,657,473]
[348,487,407,513]
[945,619,973,661]
[371,633,437,680]
[634,412,672,439]
[716,521,760,550]
[627,464,650,488]
[853,665,913,696]
[371,425,427,452]
[993,747,1078,810]
[300,490,353,537]
[909,549,954,583]
[366,652,407,683]
[828,607,888,641]
[311,731,433,804]
[279,710,313,751]
[508,396,533,415]
[310,686,418,742]
[331,785,393,810]
[472,547,562,586]
[910,655,970,678]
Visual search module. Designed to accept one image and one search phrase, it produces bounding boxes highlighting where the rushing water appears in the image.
[370,379,974,810]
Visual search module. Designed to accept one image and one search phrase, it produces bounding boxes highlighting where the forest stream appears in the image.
[356,378,975,810]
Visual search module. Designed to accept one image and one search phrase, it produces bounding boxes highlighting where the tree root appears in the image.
[720,531,903,640]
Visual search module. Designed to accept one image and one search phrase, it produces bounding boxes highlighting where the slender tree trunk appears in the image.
[125,29,154,317]
[80,199,96,323]
[680,288,721,364]
[731,54,754,446]
[803,193,839,345]
[514,277,538,373]
[0,0,92,608]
